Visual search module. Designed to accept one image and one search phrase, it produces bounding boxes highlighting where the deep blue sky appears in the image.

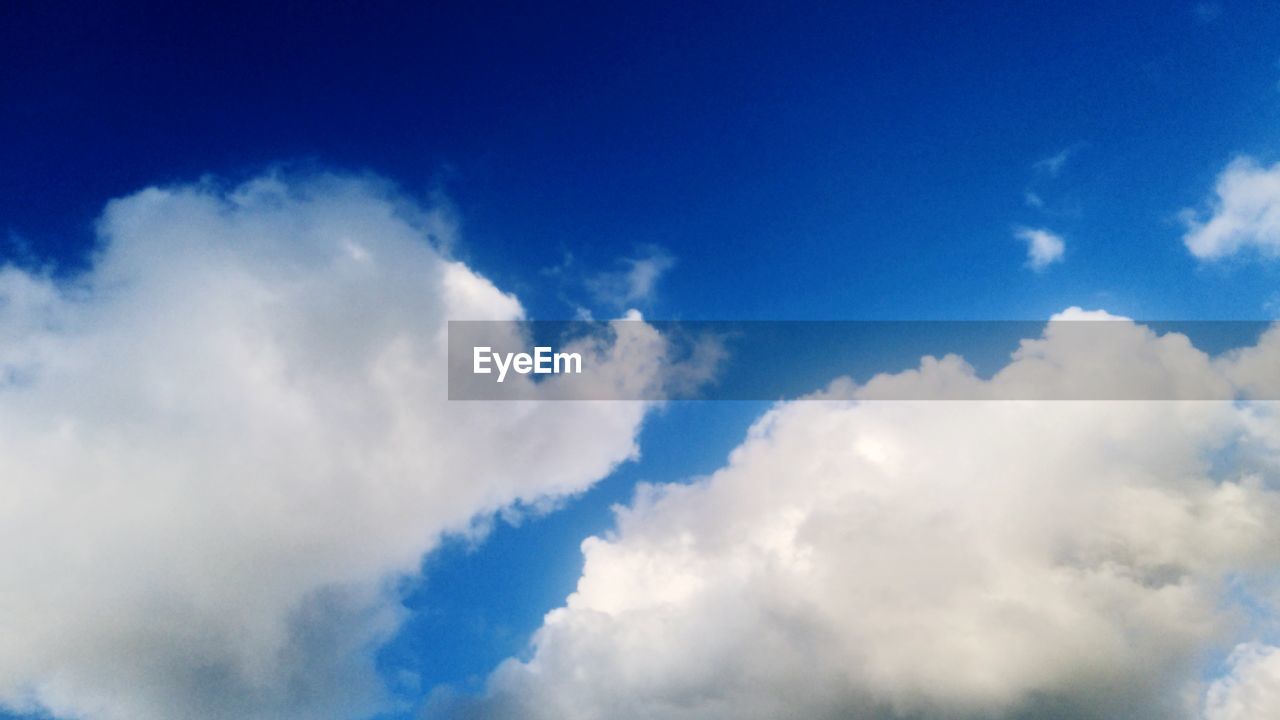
[4,2,1280,717]
[6,1,1280,322]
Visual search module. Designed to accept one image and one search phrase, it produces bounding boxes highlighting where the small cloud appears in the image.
[1015,226,1065,271]
[1263,292,1280,319]
[587,245,676,309]
[1033,144,1085,177]
[1023,143,1088,216]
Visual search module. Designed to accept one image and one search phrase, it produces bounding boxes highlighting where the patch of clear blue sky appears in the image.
[3,1,1280,717]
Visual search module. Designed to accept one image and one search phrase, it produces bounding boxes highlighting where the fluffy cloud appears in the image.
[1014,226,1065,270]
[435,313,1280,720]
[1182,157,1280,259]
[1205,644,1280,719]
[0,174,665,720]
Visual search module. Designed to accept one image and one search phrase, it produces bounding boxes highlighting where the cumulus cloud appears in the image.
[1205,644,1280,719]
[0,173,665,720]
[1015,226,1065,270]
[434,313,1280,720]
[1182,157,1280,259]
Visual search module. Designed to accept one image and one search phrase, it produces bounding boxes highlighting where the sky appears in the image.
[4,2,1280,720]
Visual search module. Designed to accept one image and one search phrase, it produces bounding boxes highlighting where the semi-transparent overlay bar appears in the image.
[448,320,1280,401]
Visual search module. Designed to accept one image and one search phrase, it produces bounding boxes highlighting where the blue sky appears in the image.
[7,1,1280,323]
[5,3,1280,719]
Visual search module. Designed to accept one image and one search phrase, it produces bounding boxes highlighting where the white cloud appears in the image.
[434,314,1280,720]
[587,245,675,309]
[1015,226,1065,270]
[0,174,664,720]
[1205,644,1280,720]
[1182,157,1280,260]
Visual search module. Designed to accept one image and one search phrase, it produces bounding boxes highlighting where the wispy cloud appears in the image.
[1023,143,1088,220]
[1033,143,1085,177]
[586,245,676,309]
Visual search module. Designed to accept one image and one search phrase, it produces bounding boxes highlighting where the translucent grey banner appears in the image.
[447,320,1280,400]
